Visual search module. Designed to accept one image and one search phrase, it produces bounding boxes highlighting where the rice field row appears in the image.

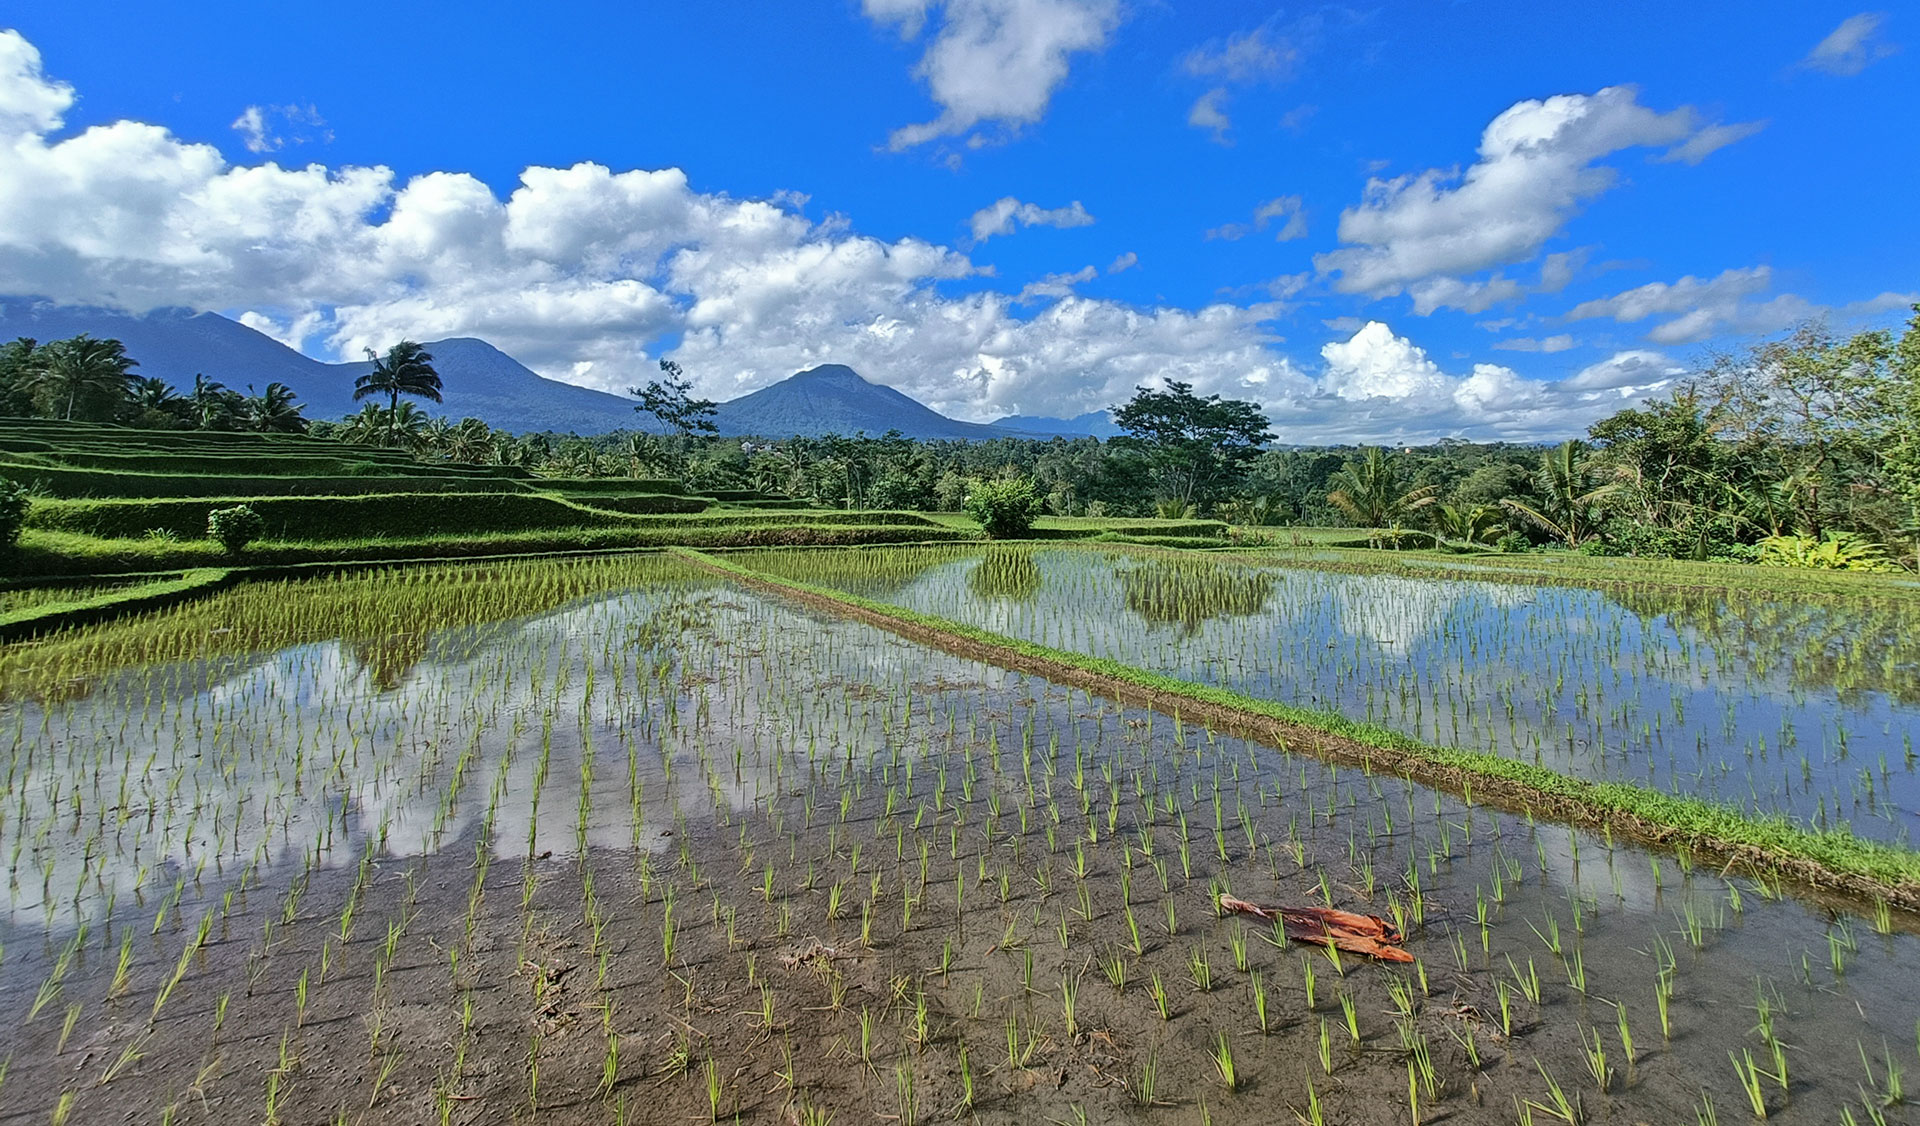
[729,545,1920,848]
[0,553,1911,1123]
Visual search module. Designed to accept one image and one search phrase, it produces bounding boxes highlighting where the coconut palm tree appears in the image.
[1501,440,1617,547]
[188,374,246,430]
[1428,503,1506,549]
[1325,447,1440,546]
[339,403,390,445]
[386,401,432,451]
[29,335,138,420]
[354,341,443,444]
[445,418,494,463]
[243,382,307,433]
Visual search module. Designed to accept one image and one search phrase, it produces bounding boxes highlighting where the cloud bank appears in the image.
[0,30,1710,443]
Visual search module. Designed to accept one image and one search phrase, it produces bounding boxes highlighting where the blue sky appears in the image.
[0,2,1913,441]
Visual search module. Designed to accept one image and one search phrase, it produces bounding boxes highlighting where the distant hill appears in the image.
[0,298,1083,441]
[712,364,1015,440]
[990,409,1122,438]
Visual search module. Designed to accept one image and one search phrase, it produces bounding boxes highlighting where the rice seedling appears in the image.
[1211,1031,1238,1091]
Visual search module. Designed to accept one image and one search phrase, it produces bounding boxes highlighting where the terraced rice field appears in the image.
[0,550,1913,1124]
[734,545,1920,846]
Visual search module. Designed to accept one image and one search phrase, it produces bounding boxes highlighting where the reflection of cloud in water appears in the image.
[1321,573,1535,656]
[4,582,1020,934]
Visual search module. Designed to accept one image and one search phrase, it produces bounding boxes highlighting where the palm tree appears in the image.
[340,402,390,445]
[129,376,178,410]
[386,401,431,450]
[1325,447,1440,545]
[29,335,138,420]
[243,382,307,433]
[189,374,244,430]
[419,416,454,456]
[354,341,443,444]
[1501,440,1617,547]
[1428,503,1506,549]
[445,418,494,463]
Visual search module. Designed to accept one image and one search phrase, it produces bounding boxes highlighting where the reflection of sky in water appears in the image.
[0,581,1017,932]
[857,548,1920,844]
[3,558,1915,1095]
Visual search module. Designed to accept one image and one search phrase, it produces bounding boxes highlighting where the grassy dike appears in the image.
[0,567,236,641]
[679,546,1920,916]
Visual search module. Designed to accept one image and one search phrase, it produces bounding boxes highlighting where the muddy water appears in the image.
[0,556,1912,1123]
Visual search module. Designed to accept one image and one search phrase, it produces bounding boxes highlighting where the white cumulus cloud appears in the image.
[866,0,1122,150]
[1300,322,1683,441]
[1314,87,1759,300]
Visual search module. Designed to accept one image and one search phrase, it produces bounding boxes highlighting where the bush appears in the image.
[1495,531,1531,554]
[964,478,1043,539]
[1758,532,1901,573]
[207,506,265,556]
[0,477,28,553]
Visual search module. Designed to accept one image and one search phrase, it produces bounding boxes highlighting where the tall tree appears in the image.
[631,359,718,482]
[631,359,718,437]
[354,341,444,444]
[29,335,138,421]
[1698,321,1881,539]
[1110,380,1274,510]
[0,337,39,415]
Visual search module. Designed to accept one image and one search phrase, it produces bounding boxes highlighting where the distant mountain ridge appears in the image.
[0,299,1078,440]
[989,409,1120,438]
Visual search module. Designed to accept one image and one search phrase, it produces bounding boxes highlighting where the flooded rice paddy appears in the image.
[735,545,1920,847]
[0,550,1914,1124]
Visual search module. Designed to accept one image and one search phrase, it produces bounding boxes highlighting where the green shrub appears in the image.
[207,506,265,556]
[1495,531,1531,554]
[964,478,1042,539]
[1758,532,1901,573]
[0,477,28,553]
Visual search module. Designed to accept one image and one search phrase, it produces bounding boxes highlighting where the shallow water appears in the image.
[0,554,1913,1124]
[747,544,1920,845]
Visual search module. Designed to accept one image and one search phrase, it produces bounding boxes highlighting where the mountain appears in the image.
[0,299,1079,440]
[990,409,1122,438]
[711,364,1013,440]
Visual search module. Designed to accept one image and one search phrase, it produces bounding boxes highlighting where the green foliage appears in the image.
[565,494,713,516]
[964,478,1043,539]
[1111,380,1274,509]
[1,462,529,500]
[37,492,621,542]
[1325,448,1438,539]
[1501,441,1614,547]
[26,335,140,422]
[631,360,718,437]
[1757,533,1901,573]
[0,568,231,640]
[206,506,265,556]
[0,476,29,553]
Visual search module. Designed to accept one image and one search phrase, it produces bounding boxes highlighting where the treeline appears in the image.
[0,335,309,432]
[14,309,1920,569]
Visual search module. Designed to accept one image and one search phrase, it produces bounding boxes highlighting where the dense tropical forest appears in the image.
[5,308,1918,569]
